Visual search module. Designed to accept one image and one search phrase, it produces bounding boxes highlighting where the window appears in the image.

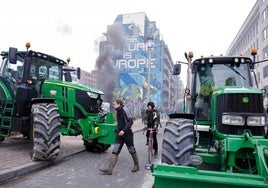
[263,45,268,59]
[31,57,61,80]
[262,8,267,22]
[263,28,267,40]
[263,65,268,78]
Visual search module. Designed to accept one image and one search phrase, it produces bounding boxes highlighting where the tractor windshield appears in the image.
[29,57,61,81]
[195,63,251,90]
[0,54,62,96]
[194,62,251,120]
[0,58,23,95]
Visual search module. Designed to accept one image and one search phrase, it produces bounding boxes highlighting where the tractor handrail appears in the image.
[245,131,268,181]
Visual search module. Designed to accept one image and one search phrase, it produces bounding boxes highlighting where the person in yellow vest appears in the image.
[195,66,215,119]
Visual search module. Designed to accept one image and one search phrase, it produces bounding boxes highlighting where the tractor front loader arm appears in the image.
[245,132,268,182]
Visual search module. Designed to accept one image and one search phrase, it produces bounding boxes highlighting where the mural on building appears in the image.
[97,13,167,117]
[114,33,162,115]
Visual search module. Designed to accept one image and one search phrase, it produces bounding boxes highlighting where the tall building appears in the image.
[78,69,95,88]
[227,0,268,108]
[97,12,180,116]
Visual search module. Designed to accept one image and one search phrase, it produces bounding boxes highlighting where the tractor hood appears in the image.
[41,80,104,116]
[213,86,264,95]
[42,80,104,95]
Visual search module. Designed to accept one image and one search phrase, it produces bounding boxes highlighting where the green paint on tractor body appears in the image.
[0,47,116,160]
[153,55,268,187]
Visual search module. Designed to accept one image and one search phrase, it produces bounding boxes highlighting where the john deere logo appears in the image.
[242,97,249,104]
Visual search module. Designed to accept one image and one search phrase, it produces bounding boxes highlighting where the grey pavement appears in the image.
[0,119,145,183]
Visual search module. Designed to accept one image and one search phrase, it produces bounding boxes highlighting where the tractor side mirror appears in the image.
[8,47,17,64]
[77,67,81,80]
[173,64,181,75]
[64,72,72,82]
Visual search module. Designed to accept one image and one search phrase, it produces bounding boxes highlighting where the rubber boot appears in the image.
[131,152,139,172]
[99,154,118,175]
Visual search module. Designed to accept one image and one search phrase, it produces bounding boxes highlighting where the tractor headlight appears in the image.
[100,94,104,100]
[87,92,98,99]
[247,116,266,126]
[222,114,245,125]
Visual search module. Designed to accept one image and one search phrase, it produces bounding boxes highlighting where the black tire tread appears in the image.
[31,103,61,161]
[84,139,110,153]
[162,118,194,165]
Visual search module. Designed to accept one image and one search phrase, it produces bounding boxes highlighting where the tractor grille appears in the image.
[218,93,263,113]
[76,90,102,114]
[216,93,265,136]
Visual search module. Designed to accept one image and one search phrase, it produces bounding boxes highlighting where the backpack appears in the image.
[123,106,133,126]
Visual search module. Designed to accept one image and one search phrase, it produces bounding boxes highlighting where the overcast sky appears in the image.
[1,0,257,77]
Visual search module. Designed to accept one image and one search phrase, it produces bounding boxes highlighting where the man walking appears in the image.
[99,99,139,175]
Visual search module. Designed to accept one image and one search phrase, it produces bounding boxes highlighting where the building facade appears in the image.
[227,0,268,108]
[97,12,181,116]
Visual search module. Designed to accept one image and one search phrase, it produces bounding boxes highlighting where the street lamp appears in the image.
[147,35,153,101]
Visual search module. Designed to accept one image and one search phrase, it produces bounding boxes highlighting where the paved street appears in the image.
[0,118,166,187]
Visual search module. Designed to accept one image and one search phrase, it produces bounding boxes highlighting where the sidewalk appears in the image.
[0,119,144,183]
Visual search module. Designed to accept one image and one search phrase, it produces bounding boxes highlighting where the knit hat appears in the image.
[147,101,155,108]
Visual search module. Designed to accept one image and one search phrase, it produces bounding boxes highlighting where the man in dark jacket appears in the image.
[143,101,160,155]
[99,99,139,175]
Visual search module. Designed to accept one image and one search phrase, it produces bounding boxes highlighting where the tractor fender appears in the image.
[31,97,55,105]
[169,113,194,120]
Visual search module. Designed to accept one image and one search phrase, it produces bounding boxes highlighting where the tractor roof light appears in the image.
[250,48,257,56]
[26,42,31,48]
[188,51,193,58]
[26,42,31,51]
[67,57,71,64]
[234,57,245,64]
[234,58,239,63]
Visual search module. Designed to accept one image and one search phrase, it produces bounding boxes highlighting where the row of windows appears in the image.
[261,3,268,22]
[234,22,259,53]
[261,2,268,91]
[262,26,268,40]
[263,45,268,58]
[263,64,268,78]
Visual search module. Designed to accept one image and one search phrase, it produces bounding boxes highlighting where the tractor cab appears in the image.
[191,56,253,121]
[0,45,66,117]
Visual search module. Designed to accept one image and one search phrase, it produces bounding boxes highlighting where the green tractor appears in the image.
[0,43,116,161]
[153,49,268,187]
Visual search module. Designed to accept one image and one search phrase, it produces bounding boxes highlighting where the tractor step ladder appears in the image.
[0,100,14,136]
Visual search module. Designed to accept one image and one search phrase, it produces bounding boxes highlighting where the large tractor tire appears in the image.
[31,103,61,161]
[83,139,110,152]
[162,118,194,165]
[0,130,7,142]
[0,135,5,142]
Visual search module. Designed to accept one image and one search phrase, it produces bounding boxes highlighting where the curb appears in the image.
[0,147,86,183]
